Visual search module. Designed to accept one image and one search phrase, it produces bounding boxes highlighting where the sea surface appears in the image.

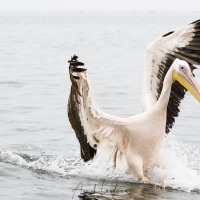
[0,11,200,200]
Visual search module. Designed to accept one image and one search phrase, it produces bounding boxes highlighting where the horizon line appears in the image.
[0,10,200,13]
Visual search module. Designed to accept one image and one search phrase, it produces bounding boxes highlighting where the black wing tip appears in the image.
[68,55,78,62]
[190,19,200,25]
[68,54,84,66]
[82,147,97,162]
[162,31,174,37]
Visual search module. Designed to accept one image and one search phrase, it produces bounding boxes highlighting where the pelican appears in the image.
[67,20,200,186]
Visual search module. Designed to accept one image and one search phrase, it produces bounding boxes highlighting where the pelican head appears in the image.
[172,58,200,102]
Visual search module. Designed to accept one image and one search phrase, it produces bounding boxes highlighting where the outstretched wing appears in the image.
[68,56,96,162]
[142,20,200,133]
[68,56,127,164]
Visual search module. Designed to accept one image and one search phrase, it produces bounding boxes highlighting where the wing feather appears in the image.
[68,56,127,164]
[142,20,200,133]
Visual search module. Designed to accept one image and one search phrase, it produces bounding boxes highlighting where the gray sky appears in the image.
[0,0,200,11]
[0,0,199,11]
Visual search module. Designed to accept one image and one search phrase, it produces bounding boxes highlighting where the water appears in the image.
[0,11,200,199]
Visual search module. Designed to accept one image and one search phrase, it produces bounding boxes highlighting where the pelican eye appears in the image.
[179,65,186,73]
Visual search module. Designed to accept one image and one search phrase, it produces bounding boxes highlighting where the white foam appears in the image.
[0,151,28,166]
[0,136,200,192]
[147,134,200,192]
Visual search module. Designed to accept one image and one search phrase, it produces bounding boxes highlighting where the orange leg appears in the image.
[140,175,164,188]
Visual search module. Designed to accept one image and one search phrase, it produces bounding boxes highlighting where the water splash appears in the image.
[146,134,200,192]
[0,135,200,193]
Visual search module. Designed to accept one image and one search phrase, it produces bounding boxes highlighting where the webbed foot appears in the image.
[139,175,165,188]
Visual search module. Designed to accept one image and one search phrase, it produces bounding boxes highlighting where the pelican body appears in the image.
[68,19,200,185]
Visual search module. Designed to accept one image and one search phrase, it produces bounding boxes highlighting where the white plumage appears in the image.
[68,20,200,186]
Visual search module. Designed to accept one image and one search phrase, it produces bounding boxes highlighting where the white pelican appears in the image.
[67,20,200,186]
